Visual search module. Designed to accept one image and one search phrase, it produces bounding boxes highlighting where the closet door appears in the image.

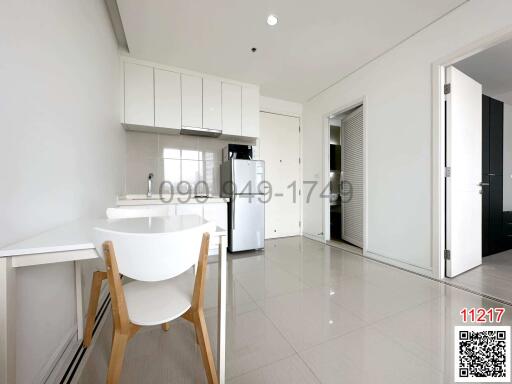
[342,106,364,248]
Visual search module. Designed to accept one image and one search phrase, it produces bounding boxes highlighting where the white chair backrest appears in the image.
[106,206,169,219]
[93,221,215,282]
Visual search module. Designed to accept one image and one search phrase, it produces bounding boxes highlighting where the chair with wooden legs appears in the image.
[93,221,218,384]
[83,206,170,347]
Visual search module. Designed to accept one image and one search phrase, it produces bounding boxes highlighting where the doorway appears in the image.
[326,104,364,251]
[438,36,512,302]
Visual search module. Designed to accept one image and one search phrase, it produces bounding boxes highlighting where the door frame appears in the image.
[432,28,512,279]
[259,110,303,238]
[322,97,368,254]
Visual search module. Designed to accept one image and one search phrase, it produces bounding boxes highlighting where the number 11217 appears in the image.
[460,307,505,323]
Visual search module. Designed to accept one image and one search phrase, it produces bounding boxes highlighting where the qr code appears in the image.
[455,326,511,382]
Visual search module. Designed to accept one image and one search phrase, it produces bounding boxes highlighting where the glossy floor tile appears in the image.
[447,249,512,303]
[78,236,512,384]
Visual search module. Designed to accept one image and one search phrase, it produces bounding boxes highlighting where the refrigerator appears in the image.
[220,159,265,252]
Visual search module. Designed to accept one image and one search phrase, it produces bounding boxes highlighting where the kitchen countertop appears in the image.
[117,194,229,205]
[0,216,227,258]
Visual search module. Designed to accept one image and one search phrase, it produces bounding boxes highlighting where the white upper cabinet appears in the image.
[202,78,222,131]
[154,69,181,129]
[221,82,242,136]
[181,74,203,129]
[124,62,154,126]
[122,58,259,138]
[242,86,260,138]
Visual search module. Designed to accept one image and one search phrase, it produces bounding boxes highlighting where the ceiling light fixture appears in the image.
[267,14,278,26]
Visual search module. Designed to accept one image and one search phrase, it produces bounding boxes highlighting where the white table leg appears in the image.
[217,235,227,384]
[0,257,16,384]
[75,261,83,341]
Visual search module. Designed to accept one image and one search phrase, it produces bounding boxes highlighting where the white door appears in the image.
[154,69,181,129]
[203,77,222,131]
[221,83,242,136]
[124,62,154,126]
[181,74,203,129]
[259,112,301,239]
[445,66,483,277]
[242,86,260,138]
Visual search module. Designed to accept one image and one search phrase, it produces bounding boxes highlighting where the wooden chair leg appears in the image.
[83,271,107,347]
[194,310,218,384]
[107,331,129,384]
[161,322,170,332]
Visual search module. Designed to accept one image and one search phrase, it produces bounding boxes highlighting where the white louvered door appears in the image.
[342,107,363,247]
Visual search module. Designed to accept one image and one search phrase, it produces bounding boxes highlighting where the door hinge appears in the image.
[299,220,301,227]
[299,126,301,132]
[444,249,451,260]
[445,166,451,178]
[444,83,451,95]
[299,157,301,164]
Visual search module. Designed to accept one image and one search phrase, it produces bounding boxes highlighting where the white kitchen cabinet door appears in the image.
[124,62,154,126]
[221,82,242,136]
[242,86,260,138]
[203,78,222,131]
[203,203,228,231]
[176,203,203,217]
[181,74,203,129]
[154,69,181,129]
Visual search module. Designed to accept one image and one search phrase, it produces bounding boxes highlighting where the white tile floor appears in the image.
[448,249,512,304]
[78,237,512,384]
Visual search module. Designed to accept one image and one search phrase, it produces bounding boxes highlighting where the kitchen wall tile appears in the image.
[159,134,198,158]
[126,131,159,160]
[125,157,160,195]
[125,132,258,195]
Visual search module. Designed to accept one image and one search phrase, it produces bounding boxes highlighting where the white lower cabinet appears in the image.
[203,203,228,232]
[174,202,227,253]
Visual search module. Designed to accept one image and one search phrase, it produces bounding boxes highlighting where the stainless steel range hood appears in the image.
[180,126,222,137]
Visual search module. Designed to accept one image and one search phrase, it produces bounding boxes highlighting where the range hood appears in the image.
[180,126,222,137]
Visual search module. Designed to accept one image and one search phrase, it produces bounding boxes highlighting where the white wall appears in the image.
[0,0,124,382]
[260,96,303,117]
[504,103,512,211]
[302,0,512,272]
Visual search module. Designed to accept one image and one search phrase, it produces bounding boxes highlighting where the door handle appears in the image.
[479,182,490,186]
[232,196,236,230]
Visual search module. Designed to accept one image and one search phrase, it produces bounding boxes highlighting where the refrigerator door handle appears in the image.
[232,161,236,194]
[232,196,236,230]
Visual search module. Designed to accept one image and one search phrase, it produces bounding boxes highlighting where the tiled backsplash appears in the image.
[125,131,258,196]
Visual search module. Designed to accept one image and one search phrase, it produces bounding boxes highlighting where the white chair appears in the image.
[93,222,218,384]
[83,206,170,348]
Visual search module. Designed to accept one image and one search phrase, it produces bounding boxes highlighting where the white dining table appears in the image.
[0,215,227,384]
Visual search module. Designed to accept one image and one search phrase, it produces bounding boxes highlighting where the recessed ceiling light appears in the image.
[267,14,278,26]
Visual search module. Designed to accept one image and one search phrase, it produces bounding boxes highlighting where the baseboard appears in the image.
[364,250,434,278]
[302,233,325,243]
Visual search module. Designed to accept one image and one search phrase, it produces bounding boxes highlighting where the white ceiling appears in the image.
[455,38,512,105]
[117,0,466,102]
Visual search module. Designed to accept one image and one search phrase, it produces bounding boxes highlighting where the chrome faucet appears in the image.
[147,173,154,198]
